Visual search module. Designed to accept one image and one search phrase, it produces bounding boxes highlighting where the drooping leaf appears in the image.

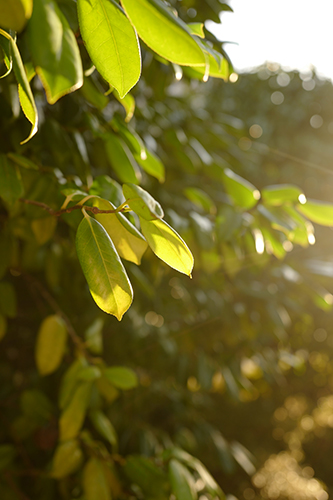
[297,199,333,226]
[113,88,135,122]
[75,213,133,320]
[0,0,33,32]
[168,459,197,500]
[59,356,88,409]
[222,168,260,209]
[89,410,118,450]
[120,0,205,67]
[262,184,305,206]
[134,148,165,182]
[77,0,141,98]
[103,366,138,390]
[35,315,67,376]
[51,440,83,479]
[59,381,92,441]
[77,366,102,381]
[27,0,83,104]
[123,183,164,220]
[140,217,194,276]
[83,457,112,500]
[0,29,38,144]
[104,133,141,184]
[0,281,17,318]
[94,198,148,264]
[184,187,216,213]
[80,75,109,110]
[0,154,24,207]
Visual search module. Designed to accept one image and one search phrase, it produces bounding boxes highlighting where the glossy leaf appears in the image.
[140,217,194,276]
[134,148,165,182]
[0,154,24,207]
[103,366,138,389]
[104,133,140,184]
[28,0,83,104]
[51,440,83,479]
[169,458,197,500]
[0,0,33,32]
[0,29,38,144]
[59,381,92,441]
[121,0,205,67]
[35,315,67,376]
[262,184,304,206]
[89,175,124,207]
[297,199,333,227]
[222,168,260,209]
[90,410,118,449]
[83,457,111,500]
[94,198,148,264]
[77,0,141,98]
[75,213,133,320]
[123,183,164,220]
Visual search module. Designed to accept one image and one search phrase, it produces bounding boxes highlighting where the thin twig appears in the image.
[19,198,128,217]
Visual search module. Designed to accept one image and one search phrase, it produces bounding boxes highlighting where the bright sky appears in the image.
[207,0,333,80]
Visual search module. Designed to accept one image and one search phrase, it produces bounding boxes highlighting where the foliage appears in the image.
[1,1,333,499]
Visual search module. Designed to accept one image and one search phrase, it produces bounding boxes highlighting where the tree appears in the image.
[1,1,333,499]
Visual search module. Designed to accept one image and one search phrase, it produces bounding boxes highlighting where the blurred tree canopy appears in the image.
[1,1,333,500]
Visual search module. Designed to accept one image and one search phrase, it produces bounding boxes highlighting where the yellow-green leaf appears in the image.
[59,381,92,441]
[134,148,165,183]
[297,199,333,226]
[83,457,112,500]
[35,315,67,376]
[140,217,194,276]
[89,410,118,450]
[169,459,197,500]
[75,213,133,320]
[103,366,138,390]
[262,184,305,206]
[113,88,135,122]
[94,198,148,265]
[59,356,88,409]
[51,440,83,479]
[123,183,164,220]
[222,168,260,209]
[0,0,33,32]
[104,133,140,184]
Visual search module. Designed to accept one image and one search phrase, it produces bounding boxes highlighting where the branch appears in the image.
[19,199,128,217]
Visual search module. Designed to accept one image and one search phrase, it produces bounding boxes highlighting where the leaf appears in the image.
[31,216,57,245]
[0,34,12,78]
[104,133,140,184]
[51,440,83,479]
[59,381,92,441]
[139,217,194,276]
[121,0,205,67]
[75,213,133,320]
[222,168,260,209]
[85,317,104,354]
[0,314,7,342]
[77,0,141,98]
[297,199,333,226]
[77,366,102,381]
[169,459,197,500]
[7,153,39,170]
[83,457,112,500]
[0,0,33,32]
[0,281,17,318]
[103,366,138,390]
[113,88,135,122]
[27,0,83,104]
[134,148,165,182]
[0,29,38,144]
[89,175,124,207]
[123,183,164,220]
[59,356,88,409]
[89,410,118,450]
[262,184,304,206]
[94,198,148,265]
[187,23,205,38]
[35,315,67,376]
[80,75,109,110]
[124,455,169,498]
[0,154,24,207]
[184,187,215,213]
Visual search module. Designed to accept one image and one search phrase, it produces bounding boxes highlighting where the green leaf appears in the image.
[262,184,305,206]
[103,366,138,390]
[27,0,83,104]
[59,356,88,409]
[51,440,83,479]
[169,459,197,500]
[0,314,7,342]
[139,217,194,276]
[0,29,38,144]
[80,75,109,110]
[124,455,169,498]
[121,0,205,67]
[31,216,57,245]
[89,410,118,450]
[113,88,135,122]
[0,281,17,318]
[123,183,164,220]
[134,148,165,183]
[0,154,24,207]
[184,187,215,213]
[83,457,111,500]
[104,133,141,184]
[94,198,148,264]
[35,315,67,376]
[297,199,333,226]
[89,175,124,207]
[75,213,133,320]
[77,0,141,98]
[187,22,205,38]
[0,0,33,32]
[222,168,260,209]
[7,153,39,170]
[77,366,102,381]
[59,381,92,441]
[85,317,104,354]
[0,34,12,78]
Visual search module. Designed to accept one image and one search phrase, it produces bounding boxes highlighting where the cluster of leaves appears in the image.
[1,0,333,499]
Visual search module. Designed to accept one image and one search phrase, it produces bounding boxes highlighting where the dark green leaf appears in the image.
[0,154,24,207]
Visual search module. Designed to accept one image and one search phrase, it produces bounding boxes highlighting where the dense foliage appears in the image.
[1,1,333,499]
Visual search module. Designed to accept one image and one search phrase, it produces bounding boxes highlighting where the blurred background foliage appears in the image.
[1,1,333,500]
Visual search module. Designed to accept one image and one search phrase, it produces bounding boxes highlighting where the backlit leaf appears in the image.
[75,213,133,320]
[59,381,92,441]
[262,184,304,206]
[83,457,111,500]
[104,133,140,184]
[103,366,138,390]
[0,154,24,207]
[35,315,67,375]
[77,0,141,98]
[0,0,33,32]
[169,458,197,500]
[297,199,333,226]
[59,356,88,409]
[121,0,205,67]
[140,217,194,276]
[113,88,135,122]
[123,183,164,220]
[51,440,83,479]
[94,198,148,264]
[134,148,165,182]
[222,168,260,209]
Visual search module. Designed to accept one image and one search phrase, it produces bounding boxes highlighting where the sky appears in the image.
[207,0,333,80]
